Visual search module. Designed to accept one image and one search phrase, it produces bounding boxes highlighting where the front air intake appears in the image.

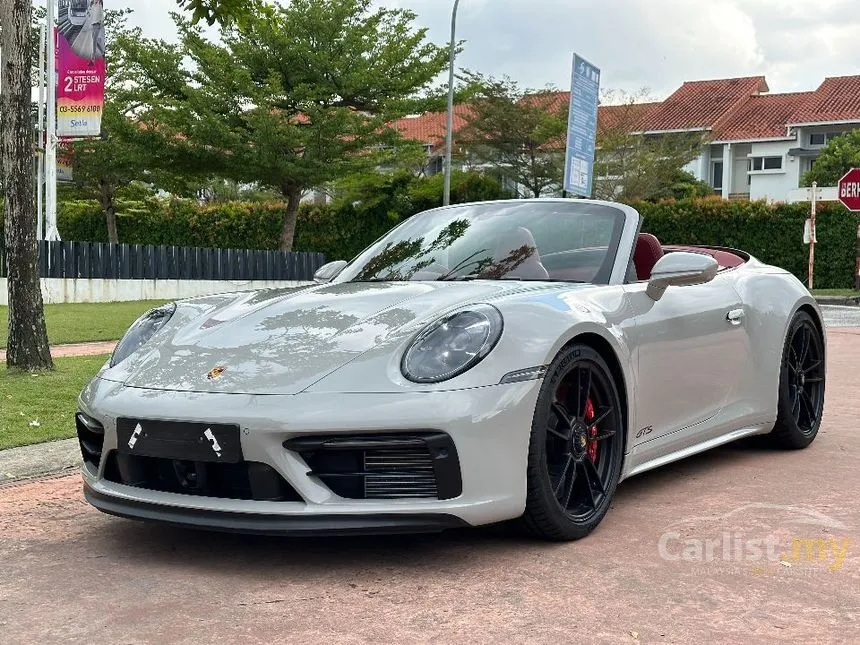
[76,413,105,469]
[284,433,462,501]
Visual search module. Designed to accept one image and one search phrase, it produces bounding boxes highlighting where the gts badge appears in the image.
[203,428,223,458]
[635,426,654,439]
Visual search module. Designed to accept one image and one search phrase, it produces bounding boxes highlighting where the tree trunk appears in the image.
[99,179,119,243]
[279,184,302,252]
[1,1,54,371]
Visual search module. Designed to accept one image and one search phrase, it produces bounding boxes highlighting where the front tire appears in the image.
[522,344,625,541]
[770,311,825,449]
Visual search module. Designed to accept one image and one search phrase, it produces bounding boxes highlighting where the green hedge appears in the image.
[633,198,857,290]
[39,191,860,290]
[54,170,513,261]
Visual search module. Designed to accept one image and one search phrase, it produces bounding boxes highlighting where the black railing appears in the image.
[0,241,326,281]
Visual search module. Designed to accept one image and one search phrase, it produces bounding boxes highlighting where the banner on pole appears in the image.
[563,54,601,197]
[56,0,106,138]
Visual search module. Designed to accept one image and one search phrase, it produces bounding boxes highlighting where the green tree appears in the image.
[459,76,568,198]
[176,0,252,24]
[1,0,53,371]
[121,0,448,250]
[642,169,716,202]
[62,10,199,243]
[594,90,705,202]
[802,130,860,187]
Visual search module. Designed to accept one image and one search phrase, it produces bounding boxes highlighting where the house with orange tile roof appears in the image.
[392,75,860,203]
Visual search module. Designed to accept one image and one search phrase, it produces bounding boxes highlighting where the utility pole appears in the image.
[808,181,818,290]
[37,25,47,241]
[45,0,60,241]
[442,0,460,207]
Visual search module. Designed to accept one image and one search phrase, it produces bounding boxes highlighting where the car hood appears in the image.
[112,280,584,395]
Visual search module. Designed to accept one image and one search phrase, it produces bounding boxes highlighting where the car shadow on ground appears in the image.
[82,434,791,573]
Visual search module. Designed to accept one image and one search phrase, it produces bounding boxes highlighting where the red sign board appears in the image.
[838,168,860,211]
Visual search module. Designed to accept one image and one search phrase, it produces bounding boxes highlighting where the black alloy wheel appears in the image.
[523,344,625,540]
[771,311,825,449]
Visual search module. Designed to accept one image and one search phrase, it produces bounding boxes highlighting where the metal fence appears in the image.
[0,241,326,281]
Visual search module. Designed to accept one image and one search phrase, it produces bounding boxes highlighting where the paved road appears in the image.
[0,340,116,363]
[822,304,860,327]
[1,332,858,644]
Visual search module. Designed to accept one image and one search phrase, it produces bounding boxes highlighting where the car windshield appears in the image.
[336,201,627,284]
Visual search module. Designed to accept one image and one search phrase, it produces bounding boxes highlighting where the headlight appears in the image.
[109,303,177,367]
[402,305,503,383]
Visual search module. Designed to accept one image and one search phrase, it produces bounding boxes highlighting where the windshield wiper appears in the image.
[437,273,484,281]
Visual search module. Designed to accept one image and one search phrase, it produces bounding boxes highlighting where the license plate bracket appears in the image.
[116,418,242,463]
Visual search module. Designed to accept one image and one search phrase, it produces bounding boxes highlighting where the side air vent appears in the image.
[76,413,105,469]
[284,433,462,501]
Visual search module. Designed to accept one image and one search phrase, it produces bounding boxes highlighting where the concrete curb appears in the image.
[815,296,860,307]
[0,438,81,484]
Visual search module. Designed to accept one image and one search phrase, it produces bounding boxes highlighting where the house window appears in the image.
[809,132,844,146]
[711,160,724,190]
[750,156,783,172]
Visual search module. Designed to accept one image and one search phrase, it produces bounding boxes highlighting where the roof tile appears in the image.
[790,76,860,125]
[640,76,768,132]
[711,92,813,141]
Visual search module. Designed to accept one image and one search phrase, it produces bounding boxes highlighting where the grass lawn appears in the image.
[811,289,860,298]
[0,354,110,451]
[0,300,169,349]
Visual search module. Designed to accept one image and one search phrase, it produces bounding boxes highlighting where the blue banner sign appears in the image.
[564,54,601,197]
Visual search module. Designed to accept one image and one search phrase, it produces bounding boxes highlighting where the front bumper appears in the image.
[83,483,468,536]
[78,376,542,531]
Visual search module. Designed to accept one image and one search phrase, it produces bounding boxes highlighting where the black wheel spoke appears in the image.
[583,458,606,496]
[561,464,577,510]
[547,426,569,441]
[799,326,811,365]
[790,386,801,422]
[594,428,616,442]
[553,455,573,497]
[799,390,815,426]
[579,461,597,509]
[550,402,573,436]
[805,376,823,384]
[591,406,613,428]
[789,344,799,368]
[804,359,822,374]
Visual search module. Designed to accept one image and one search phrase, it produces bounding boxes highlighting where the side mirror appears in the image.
[646,252,719,301]
[313,260,348,284]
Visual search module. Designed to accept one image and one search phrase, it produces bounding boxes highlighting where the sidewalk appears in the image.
[0,438,80,484]
[0,340,117,363]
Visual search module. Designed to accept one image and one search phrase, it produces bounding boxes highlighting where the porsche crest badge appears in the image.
[207,366,226,381]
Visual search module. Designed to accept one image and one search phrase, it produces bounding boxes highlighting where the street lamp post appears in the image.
[442,0,460,207]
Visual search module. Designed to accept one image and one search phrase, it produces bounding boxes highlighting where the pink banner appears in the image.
[56,0,106,138]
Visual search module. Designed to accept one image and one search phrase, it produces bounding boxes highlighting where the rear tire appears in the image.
[522,344,624,541]
[770,311,825,449]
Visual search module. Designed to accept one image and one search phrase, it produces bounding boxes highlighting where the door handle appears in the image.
[726,309,745,325]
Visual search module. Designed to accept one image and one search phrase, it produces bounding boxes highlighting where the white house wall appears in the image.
[749,140,800,202]
[0,278,313,305]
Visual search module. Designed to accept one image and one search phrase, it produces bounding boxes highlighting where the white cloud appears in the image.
[110,0,860,99]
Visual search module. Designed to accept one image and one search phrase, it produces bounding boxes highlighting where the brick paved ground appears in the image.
[0,330,857,644]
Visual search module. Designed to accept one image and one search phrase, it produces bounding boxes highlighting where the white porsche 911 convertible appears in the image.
[78,199,826,540]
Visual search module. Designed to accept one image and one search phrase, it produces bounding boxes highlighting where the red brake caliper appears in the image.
[585,398,598,463]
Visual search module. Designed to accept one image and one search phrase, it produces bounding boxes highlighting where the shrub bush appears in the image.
[15,185,855,289]
[633,198,857,290]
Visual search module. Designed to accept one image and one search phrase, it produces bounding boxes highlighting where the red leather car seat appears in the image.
[633,233,664,281]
